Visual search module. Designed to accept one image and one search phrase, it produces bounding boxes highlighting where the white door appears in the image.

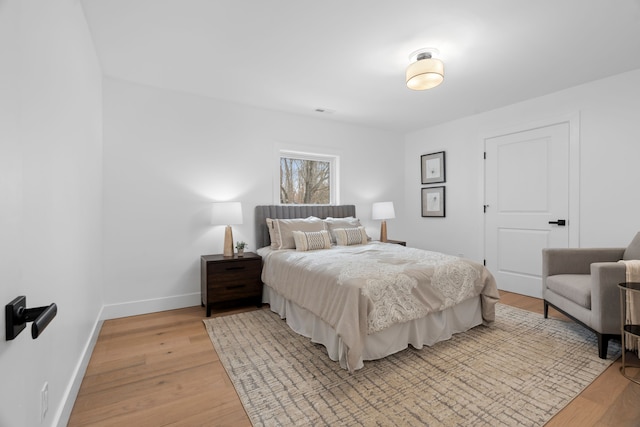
[484,122,571,298]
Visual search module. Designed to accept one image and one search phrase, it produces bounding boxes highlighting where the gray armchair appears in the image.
[542,232,640,359]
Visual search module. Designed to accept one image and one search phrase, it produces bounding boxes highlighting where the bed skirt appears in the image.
[262,284,483,371]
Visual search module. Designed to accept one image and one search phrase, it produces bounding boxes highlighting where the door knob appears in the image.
[548,219,566,226]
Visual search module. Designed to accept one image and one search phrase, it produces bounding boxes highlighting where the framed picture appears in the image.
[421,186,445,217]
[421,151,445,184]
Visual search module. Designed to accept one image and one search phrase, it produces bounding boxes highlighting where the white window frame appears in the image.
[275,149,340,205]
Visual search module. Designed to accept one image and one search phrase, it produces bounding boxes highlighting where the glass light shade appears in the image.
[406,57,444,90]
[211,202,243,225]
[372,202,396,220]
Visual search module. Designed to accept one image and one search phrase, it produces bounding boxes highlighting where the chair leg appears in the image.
[544,300,616,359]
[596,333,609,359]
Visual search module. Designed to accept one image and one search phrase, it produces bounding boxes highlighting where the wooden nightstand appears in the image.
[200,252,263,317]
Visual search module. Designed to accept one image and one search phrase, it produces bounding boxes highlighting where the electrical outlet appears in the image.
[41,382,48,422]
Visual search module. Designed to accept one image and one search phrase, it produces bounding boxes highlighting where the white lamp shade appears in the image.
[372,202,396,220]
[211,202,243,225]
[406,57,444,90]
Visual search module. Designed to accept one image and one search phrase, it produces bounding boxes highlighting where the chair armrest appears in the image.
[590,262,626,333]
[542,248,626,277]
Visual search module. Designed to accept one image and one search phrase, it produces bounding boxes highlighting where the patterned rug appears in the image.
[203,304,619,426]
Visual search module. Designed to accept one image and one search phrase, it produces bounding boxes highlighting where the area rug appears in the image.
[203,304,620,426]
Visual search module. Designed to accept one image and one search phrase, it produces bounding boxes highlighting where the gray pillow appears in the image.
[623,232,640,260]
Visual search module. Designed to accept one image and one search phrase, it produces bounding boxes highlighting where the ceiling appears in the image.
[80,0,640,133]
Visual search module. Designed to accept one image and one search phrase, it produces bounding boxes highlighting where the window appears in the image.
[279,151,338,205]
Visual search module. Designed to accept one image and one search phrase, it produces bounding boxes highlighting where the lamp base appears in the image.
[223,225,234,257]
[380,220,388,242]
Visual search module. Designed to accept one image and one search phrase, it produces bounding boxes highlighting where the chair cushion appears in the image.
[623,232,640,260]
[546,274,591,309]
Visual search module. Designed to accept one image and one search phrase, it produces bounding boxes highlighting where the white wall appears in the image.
[102,78,404,317]
[0,1,103,426]
[403,68,640,261]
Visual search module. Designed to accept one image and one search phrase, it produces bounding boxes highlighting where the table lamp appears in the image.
[372,201,395,242]
[212,202,243,257]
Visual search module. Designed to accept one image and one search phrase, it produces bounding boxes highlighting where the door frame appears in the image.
[480,112,581,264]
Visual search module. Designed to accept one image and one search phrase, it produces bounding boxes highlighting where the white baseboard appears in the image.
[54,305,104,427]
[100,292,202,320]
[54,292,201,426]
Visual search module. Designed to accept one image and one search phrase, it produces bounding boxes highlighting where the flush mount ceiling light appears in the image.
[406,48,444,90]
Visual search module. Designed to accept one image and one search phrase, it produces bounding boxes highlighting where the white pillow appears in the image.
[334,227,369,246]
[323,217,364,243]
[292,230,332,251]
[266,217,326,249]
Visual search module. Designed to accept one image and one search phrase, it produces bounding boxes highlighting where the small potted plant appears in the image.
[235,241,248,257]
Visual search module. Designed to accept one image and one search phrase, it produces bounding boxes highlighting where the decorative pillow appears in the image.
[623,232,640,260]
[267,217,326,250]
[292,230,332,252]
[266,218,280,248]
[334,227,369,246]
[324,217,364,243]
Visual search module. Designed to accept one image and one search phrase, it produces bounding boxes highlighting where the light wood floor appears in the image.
[68,291,640,426]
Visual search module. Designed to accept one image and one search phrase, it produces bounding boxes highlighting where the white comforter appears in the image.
[259,242,499,371]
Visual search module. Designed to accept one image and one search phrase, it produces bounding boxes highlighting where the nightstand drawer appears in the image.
[212,281,262,302]
[207,260,261,278]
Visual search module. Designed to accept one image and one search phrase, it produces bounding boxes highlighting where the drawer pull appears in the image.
[225,266,245,271]
[225,285,244,290]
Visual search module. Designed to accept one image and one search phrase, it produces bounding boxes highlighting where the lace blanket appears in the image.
[259,242,499,371]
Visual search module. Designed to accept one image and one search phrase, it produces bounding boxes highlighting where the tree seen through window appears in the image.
[280,157,330,204]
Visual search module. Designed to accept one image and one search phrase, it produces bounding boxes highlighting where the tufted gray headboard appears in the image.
[254,205,356,249]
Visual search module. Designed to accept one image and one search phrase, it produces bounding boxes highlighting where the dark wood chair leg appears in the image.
[543,300,549,319]
[596,333,609,359]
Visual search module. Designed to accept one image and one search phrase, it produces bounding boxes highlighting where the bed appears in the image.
[255,205,499,372]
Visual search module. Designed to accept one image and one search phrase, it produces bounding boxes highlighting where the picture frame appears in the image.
[421,151,446,184]
[421,186,446,217]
